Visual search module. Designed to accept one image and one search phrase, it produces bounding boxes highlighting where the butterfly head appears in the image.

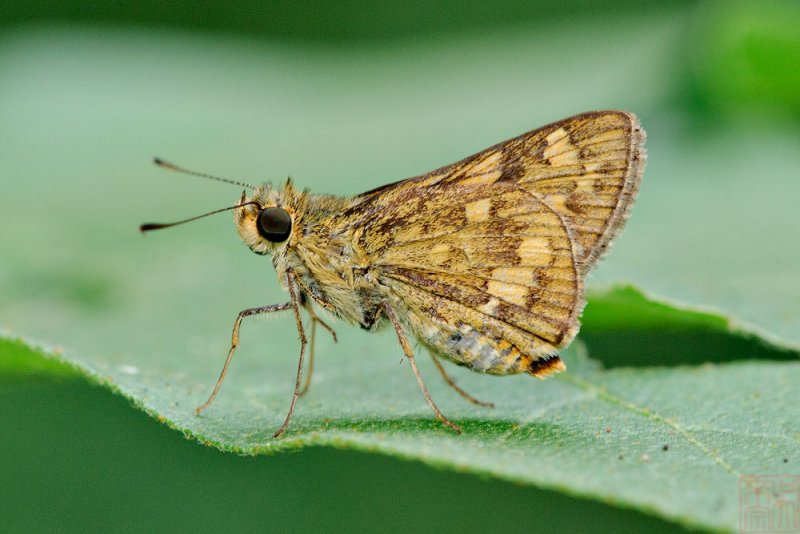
[235,181,299,257]
[141,160,304,262]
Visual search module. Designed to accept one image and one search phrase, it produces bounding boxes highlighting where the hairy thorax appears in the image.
[275,194,386,329]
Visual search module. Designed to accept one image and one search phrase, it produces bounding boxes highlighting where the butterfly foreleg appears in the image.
[195,301,292,415]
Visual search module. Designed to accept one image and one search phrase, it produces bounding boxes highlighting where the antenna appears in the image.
[140,201,259,234]
[153,157,256,190]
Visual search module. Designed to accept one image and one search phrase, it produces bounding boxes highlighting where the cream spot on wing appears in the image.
[429,242,452,263]
[487,279,529,307]
[459,171,501,186]
[478,299,499,316]
[545,128,567,146]
[491,267,534,286]
[543,128,578,165]
[574,179,594,195]
[549,150,580,166]
[584,161,609,172]
[518,237,554,257]
[469,151,503,175]
[465,198,491,223]
[458,151,503,185]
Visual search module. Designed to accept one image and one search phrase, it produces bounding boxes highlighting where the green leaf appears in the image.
[0,345,704,534]
[4,281,799,533]
[685,0,800,124]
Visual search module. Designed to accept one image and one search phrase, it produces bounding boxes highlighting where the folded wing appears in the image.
[346,111,645,373]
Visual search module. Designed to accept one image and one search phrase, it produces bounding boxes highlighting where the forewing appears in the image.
[353,110,645,274]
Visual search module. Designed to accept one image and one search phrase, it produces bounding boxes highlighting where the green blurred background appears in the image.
[2,1,799,532]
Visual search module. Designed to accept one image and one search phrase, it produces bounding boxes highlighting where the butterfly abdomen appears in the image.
[421,325,564,377]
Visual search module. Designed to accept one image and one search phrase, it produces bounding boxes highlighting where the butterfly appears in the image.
[142,110,646,437]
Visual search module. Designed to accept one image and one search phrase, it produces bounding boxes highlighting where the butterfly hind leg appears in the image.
[429,352,495,408]
[381,302,462,434]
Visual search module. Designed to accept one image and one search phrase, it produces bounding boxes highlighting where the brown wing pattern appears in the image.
[374,183,580,343]
[353,180,582,372]
[346,111,645,373]
[355,110,645,273]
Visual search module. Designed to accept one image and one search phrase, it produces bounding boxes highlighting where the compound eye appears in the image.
[256,207,292,242]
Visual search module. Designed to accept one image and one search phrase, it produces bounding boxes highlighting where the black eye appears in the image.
[256,207,292,242]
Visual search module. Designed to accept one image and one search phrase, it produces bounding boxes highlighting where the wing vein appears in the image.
[385,272,569,335]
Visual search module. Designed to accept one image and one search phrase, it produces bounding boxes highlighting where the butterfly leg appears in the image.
[298,318,316,398]
[381,302,461,434]
[195,301,292,415]
[298,305,338,397]
[429,352,495,408]
[272,273,308,438]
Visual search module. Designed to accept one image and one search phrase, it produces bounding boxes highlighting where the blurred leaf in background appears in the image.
[1,1,798,533]
[685,0,800,125]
